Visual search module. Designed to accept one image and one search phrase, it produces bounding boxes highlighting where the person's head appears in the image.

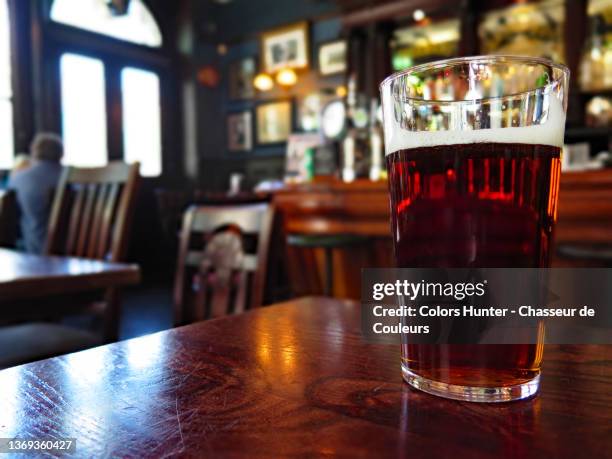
[30,133,63,163]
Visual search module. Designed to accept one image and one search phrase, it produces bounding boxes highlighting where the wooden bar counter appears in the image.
[273,179,391,299]
[273,171,612,298]
[273,179,390,237]
[555,169,612,245]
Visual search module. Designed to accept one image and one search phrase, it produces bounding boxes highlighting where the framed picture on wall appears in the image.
[256,100,292,145]
[228,57,256,100]
[261,22,309,73]
[227,111,253,152]
[318,40,347,76]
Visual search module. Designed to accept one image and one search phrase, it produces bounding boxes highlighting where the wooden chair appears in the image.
[46,161,140,341]
[0,162,140,368]
[45,161,140,263]
[174,203,274,325]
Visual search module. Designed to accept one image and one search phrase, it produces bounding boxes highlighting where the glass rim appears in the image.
[379,55,570,105]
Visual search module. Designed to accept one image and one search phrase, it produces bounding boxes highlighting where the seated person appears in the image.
[9,133,64,254]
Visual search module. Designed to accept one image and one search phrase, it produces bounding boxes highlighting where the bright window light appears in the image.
[0,0,14,168]
[60,53,108,168]
[121,67,162,177]
[50,0,162,48]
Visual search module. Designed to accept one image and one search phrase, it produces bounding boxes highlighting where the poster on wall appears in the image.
[261,22,309,73]
[318,40,347,76]
[227,111,253,152]
[229,57,256,100]
[256,101,292,145]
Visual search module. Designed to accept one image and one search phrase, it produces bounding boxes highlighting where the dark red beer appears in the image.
[387,142,561,387]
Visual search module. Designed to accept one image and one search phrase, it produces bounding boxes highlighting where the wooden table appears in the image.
[1,297,609,458]
[0,248,140,302]
[0,248,141,333]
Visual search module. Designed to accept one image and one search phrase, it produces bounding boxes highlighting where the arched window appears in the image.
[0,0,14,168]
[50,0,162,48]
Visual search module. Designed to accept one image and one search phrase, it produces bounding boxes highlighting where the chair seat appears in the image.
[287,234,368,249]
[0,323,100,369]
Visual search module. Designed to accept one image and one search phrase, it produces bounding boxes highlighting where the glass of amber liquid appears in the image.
[379,56,569,402]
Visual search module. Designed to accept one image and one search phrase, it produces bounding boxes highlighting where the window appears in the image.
[53,1,166,175]
[50,0,162,48]
[121,67,161,177]
[60,53,108,168]
[0,0,14,168]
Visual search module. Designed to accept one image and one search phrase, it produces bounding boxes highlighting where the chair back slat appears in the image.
[173,204,274,325]
[86,183,110,258]
[75,184,97,257]
[96,183,120,260]
[68,162,132,184]
[190,203,269,234]
[64,186,86,255]
[45,162,140,262]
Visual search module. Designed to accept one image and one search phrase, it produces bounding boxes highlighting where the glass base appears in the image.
[401,363,540,403]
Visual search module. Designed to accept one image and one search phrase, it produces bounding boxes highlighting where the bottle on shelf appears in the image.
[580,15,611,92]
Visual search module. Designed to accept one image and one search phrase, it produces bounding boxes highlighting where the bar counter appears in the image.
[273,170,612,243]
[273,171,612,298]
[555,169,612,245]
[273,179,390,237]
[273,179,391,299]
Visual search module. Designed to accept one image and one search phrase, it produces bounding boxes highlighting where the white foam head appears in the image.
[383,95,566,155]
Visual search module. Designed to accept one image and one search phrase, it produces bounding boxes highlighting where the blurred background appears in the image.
[0,0,611,365]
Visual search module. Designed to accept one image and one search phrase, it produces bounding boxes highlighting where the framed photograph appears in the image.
[256,101,292,145]
[227,111,253,152]
[228,57,256,100]
[261,22,309,74]
[318,40,347,76]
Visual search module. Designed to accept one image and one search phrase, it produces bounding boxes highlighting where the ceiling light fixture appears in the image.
[413,9,426,22]
[253,73,274,91]
[276,68,298,87]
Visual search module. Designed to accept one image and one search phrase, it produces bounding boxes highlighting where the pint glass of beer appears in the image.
[379,56,569,402]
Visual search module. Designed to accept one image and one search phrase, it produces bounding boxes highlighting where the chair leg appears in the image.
[103,288,122,343]
[324,247,334,297]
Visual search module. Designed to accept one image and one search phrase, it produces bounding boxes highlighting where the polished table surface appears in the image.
[0,248,140,301]
[1,297,610,458]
